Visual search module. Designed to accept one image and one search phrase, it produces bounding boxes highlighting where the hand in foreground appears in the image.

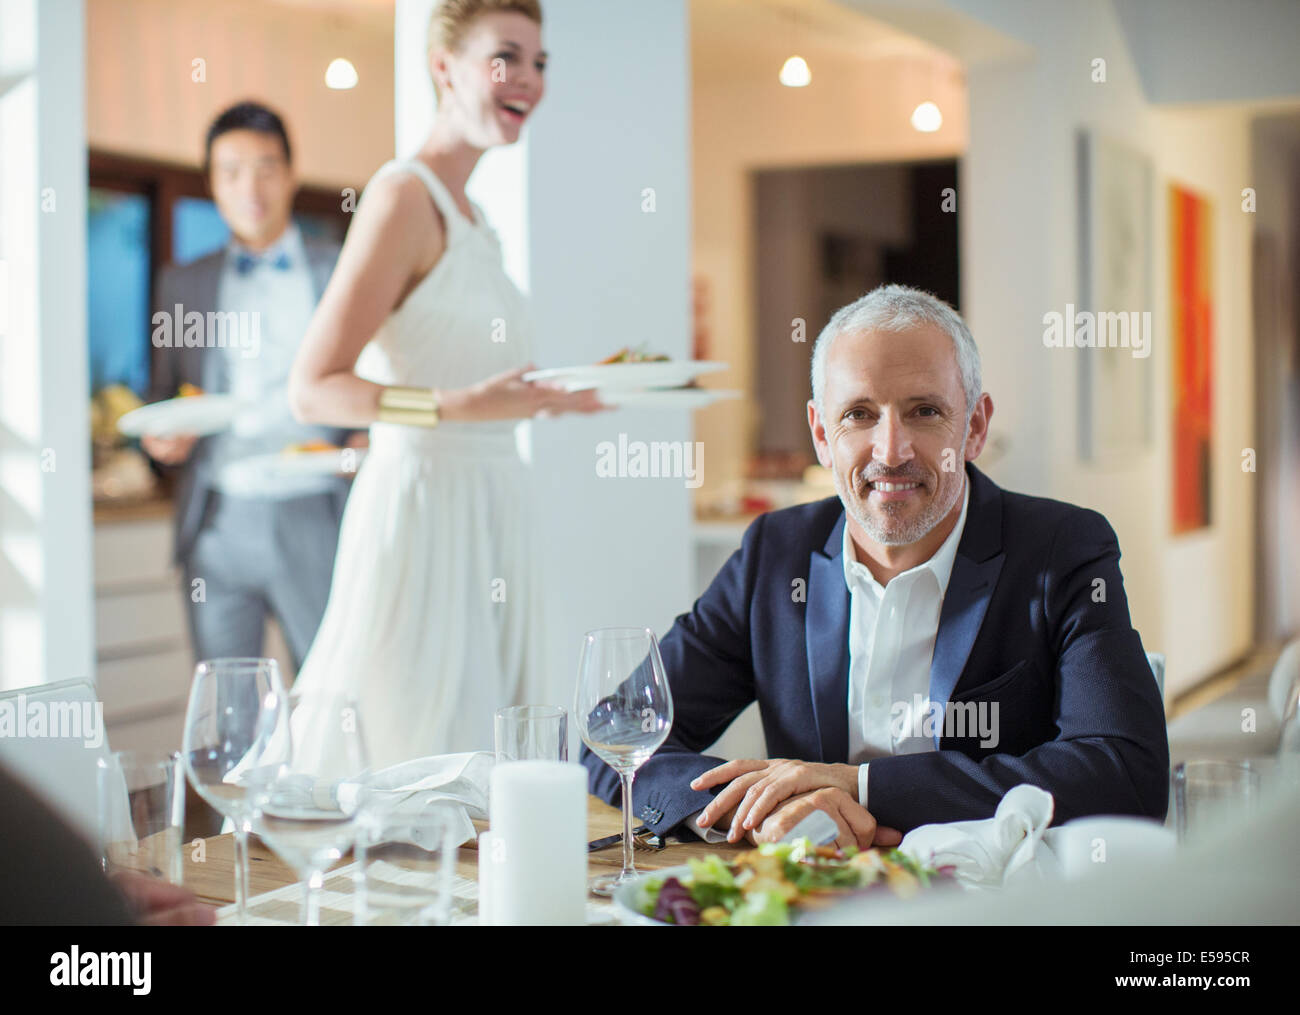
[750,787,902,852]
[692,758,860,842]
[110,870,217,926]
[140,433,198,465]
[450,364,608,421]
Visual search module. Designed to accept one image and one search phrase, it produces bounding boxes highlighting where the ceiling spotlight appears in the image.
[910,100,942,132]
[325,58,358,90]
[779,55,811,88]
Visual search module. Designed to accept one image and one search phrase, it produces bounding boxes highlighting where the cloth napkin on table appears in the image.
[238,752,494,849]
[896,784,1058,890]
[344,751,493,848]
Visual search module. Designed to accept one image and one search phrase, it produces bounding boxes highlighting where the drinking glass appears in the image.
[250,689,370,926]
[574,627,673,896]
[181,658,287,922]
[354,802,461,926]
[98,750,185,884]
[1173,760,1261,842]
[495,705,568,762]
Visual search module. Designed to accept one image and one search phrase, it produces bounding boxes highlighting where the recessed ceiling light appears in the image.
[325,58,358,90]
[779,55,811,88]
[911,101,942,132]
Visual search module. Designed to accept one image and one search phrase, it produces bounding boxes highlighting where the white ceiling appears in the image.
[692,0,962,80]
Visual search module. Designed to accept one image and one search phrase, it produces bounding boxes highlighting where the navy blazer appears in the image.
[581,464,1170,836]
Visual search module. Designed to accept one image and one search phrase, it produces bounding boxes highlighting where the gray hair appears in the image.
[810,284,981,416]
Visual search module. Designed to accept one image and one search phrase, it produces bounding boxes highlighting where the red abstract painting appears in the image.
[1169,184,1213,534]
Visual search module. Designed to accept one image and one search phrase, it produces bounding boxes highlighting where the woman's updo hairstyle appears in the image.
[428,0,543,102]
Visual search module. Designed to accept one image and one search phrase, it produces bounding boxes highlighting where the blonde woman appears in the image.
[288,0,596,768]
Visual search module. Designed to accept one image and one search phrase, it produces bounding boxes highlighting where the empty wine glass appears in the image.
[574,627,673,897]
[251,689,370,926]
[181,658,287,922]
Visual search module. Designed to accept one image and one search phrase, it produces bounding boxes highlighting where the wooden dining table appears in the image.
[181,795,747,916]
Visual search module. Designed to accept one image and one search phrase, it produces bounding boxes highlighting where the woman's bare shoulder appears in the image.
[350,169,445,268]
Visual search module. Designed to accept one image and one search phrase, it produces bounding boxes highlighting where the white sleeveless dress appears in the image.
[291,158,542,772]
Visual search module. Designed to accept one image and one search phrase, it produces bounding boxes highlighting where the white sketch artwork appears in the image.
[1077,131,1154,460]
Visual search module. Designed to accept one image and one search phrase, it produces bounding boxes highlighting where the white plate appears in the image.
[611,865,691,926]
[219,448,366,487]
[523,361,727,392]
[117,394,242,438]
[597,388,741,409]
[611,864,816,926]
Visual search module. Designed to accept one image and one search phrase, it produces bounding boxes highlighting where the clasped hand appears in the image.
[691,758,901,850]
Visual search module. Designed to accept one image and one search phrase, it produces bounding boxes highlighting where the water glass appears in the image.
[98,750,184,884]
[1173,760,1260,842]
[495,705,568,762]
[354,803,461,926]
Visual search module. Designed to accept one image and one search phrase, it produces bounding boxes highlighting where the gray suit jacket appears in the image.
[149,236,353,564]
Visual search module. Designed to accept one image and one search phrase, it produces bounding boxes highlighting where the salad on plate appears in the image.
[628,839,955,926]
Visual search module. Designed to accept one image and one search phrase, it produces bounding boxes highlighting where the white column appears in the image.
[0,0,94,690]
[394,0,693,716]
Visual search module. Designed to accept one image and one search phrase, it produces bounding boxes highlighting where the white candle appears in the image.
[477,831,502,926]
[488,761,587,925]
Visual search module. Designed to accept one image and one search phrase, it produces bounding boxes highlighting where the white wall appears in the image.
[692,26,966,503]
[0,0,95,689]
[86,0,394,186]
[1112,0,1300,106]
[394,0,694,714]
[881,0,1268,694]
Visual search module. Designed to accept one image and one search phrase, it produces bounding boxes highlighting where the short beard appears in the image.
[831,423,969,548]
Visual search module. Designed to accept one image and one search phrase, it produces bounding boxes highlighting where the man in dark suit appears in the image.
[582,284,1169,847]
[143,102,354,675]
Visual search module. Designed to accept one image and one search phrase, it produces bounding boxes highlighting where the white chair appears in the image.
[0,677,112,843]
[1146,651,1166,703]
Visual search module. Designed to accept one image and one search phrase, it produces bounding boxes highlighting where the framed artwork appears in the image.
[1076,131,1155,461]
[1169,182,1213,534]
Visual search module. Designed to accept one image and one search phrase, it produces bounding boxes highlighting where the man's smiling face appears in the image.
[809,323,982,550]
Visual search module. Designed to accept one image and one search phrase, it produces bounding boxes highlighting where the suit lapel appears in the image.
[928,466,1005,744]
[807,512,850,763]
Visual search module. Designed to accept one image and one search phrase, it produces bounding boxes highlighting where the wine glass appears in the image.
[181,658,288,923]
[574,627,673,897]
[251,689,370,926]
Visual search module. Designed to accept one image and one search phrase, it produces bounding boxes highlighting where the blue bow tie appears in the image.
[234,250,292,275]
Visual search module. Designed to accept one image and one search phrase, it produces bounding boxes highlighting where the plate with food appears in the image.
[613,839,955,926]
[523,348,727,392]
[117,386,242,438]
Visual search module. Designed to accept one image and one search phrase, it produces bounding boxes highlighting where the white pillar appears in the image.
[394,0,693,714]
[0,0,94,690]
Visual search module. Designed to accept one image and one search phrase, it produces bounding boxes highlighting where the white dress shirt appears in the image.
[687,480,970,843]
[209,223,333,499]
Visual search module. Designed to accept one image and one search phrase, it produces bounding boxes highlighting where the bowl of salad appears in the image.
[613,839,956,926]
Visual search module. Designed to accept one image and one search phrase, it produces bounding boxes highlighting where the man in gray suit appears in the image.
[144,101,354,677]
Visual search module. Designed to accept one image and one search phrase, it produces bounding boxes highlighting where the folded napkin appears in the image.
[348,751,493,849]
[897,784,1058,889]
[224,752,494,848]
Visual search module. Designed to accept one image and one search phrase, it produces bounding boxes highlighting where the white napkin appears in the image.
[898,784,1057,889]
[347,751,493,849]
[225,752,494,848]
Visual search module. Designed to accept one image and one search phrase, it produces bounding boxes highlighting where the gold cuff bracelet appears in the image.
[377,385,441,427]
